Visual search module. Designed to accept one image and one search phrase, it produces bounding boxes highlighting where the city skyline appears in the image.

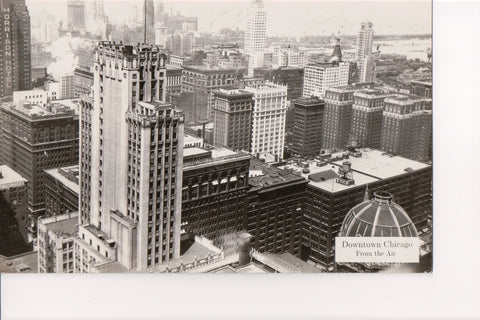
[26,0,432,36]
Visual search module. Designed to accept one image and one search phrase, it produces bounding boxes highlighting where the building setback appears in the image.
[245,159,307,257]
[44,165,79,217]
[350,89,392,149]
[0,101,79,238]
[292,96,324,158]
[78,42,183,271]
[381,94,432,162]
[0,0,32,97]
[213,89,254,152]
[182,147,250,243]
[0,165,30,255]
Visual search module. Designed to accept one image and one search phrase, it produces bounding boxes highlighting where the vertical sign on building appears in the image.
[3,5,13,96]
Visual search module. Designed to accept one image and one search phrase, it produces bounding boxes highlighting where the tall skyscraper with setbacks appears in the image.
[78,42,184,271]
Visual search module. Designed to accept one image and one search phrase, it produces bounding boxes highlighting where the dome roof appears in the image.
[339,191,418,237]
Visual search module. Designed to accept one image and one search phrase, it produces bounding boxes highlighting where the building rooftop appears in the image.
[385,94,427,105]
[211,147,238,158]
[41,212,79,238]
[1,100,78,120]
[249,158,307,191]
[0,165,27,190]
[0,251,38,273]
[182,65,242,73]
[410,79,432,86]
[280,149,430,193]
[44,165,80,195]
[184,147,250,169]
[293,96,324,107]
[213,88,253,99]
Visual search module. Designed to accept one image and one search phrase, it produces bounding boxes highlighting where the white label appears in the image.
[335,237,420,263]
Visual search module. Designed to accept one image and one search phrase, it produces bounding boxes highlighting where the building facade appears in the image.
[44,165,79,217]
[67,1,86,29]
[355,21,374,60]
[165,65,183,101]
[245,82,287,161]
[0,101,79,239]
[244,0,267,56]
[37,212,78,273]
[380,94,432,162]
[245,159,307,257]
[213,89,254,152]
[280,149,432,270]
[0,165,30,255]
[78,42,183,271]
[254,67,304,101]
[350,89,391,148]
[181,66,245,120]
[292,96,324,158]
[0,0,32,97]
[60,74,76,99]
[13,89,48,107]
[182,147,250,243]
[322,86,355,151]
[303,62,350,98]
[74,67,94,97]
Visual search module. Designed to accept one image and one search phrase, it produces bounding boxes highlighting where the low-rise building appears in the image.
[44,165,79,217]
[37,212,78,273]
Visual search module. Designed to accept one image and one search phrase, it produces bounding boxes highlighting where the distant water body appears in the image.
[373,38,432,62]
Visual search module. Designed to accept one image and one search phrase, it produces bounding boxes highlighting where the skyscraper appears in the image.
[380,94,432,162]
[143,0,155,44]
[350,89,391,149]
[0,101,79,240]
[67,1,86,29]
[302,62,350,98]
[292,96,325,158]
[244,0,267,56]
[213,89,254,152]
[355,21,374,60]
[78,42,183,271]
[0,0,32,97]
[354,22,376,83]
[245,82,287,161]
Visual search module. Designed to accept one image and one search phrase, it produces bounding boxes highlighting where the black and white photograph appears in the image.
[0,0,434,276]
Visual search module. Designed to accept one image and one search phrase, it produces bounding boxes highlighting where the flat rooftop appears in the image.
[183,147,211,158]
[0,165,27,190]
[280,149,430,193]
[0,251,38,273]
[249,158,307,191]
[42,212,79,238]
[211,147,238,158]
[1,100,77,119]
[44,165,80,195]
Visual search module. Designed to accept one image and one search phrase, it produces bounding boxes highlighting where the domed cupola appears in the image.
[339,191,418,237]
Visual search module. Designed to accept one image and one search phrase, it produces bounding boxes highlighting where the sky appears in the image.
[26,0,432,36]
